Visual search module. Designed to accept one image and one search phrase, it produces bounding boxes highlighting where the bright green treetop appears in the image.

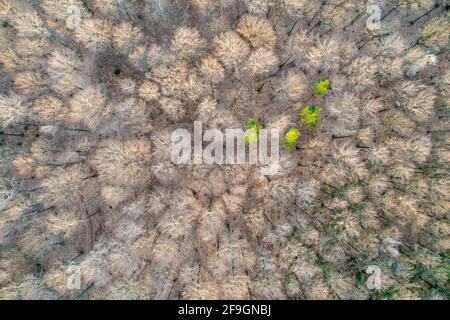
[282,127,301,150]
[313,79,330,97]
[244,118,262,144]
[300,105,322,128]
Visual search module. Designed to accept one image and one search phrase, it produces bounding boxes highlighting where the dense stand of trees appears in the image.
[0,0,448,299]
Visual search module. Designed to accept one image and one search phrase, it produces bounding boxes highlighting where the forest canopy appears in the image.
[0,0,449,300]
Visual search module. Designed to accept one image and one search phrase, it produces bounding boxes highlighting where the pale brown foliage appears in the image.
[93,139,152,188]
